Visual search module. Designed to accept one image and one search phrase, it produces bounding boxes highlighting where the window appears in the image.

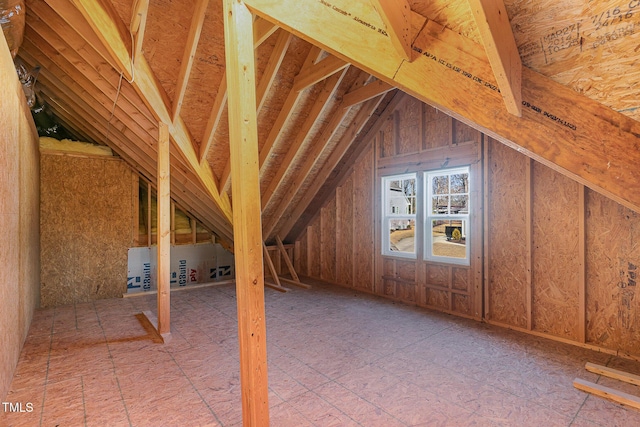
[425,167,470,265]
[381,174,417,257]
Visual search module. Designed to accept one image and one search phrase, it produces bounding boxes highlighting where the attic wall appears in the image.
[40,153,136,307]
[296,94,483,319]
[0,35,40,400]
[487,138,640,357]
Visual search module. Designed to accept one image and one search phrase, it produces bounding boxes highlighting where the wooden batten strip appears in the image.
[526,157,533,330]
[278,276,311,289]
[263,241,283,289]
[573,378,640,411]
[578,185,586,342]
[585,363,640,387]
[275,235,301,282]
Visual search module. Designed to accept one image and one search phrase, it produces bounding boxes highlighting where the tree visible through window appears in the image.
[425,167,469,265]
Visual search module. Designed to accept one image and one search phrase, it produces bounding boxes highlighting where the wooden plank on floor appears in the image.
[573,378,640,411]
[264,280,290,293]
[586,363,640,387]
[278,276,312,289]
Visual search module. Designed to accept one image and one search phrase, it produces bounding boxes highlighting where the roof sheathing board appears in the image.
[504,0,640,121]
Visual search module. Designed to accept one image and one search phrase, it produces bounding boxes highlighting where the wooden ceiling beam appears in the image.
[198,18,279,163]
[245,0,640,215]
[172,0,210,123]
[467,0,522,116]
[292,54,349,92]
[260,66,349,209]
[342,78,394,108]
[369,0,412,61]
[219,45,323,194]
[275,95,384,240]
[72,0,233,225]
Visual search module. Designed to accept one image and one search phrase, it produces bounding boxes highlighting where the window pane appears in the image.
[387,177,416,215]
[431,219,466,259]
[450,173,468,194]
[450,195,468,213]
[389,219,415,253]
[432,175,449,195]
[432,196,449,214]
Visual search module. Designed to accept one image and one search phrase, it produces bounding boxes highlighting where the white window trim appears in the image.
[381,173,417,259]
[424,167,470,266]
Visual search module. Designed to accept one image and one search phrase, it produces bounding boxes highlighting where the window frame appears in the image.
[381,173,418,259]
[424,166,470,266]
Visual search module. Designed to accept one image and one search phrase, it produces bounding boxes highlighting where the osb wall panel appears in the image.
[532,162,581,340]
[487,139,528,328]
[396,96,422,155]
[307,224,321,278]
[423,105,451,150]
[379,114,395,158]
[0,36,40,401]
[320,198,337,283]
[352,147,375,292]
[586,190,640,355]
[40,154,135,307]
[336,176,353,286]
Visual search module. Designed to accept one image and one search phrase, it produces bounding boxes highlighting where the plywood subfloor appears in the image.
[3,280,640,426]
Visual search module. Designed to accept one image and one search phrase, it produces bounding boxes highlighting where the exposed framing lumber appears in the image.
[342,78,394,109]
[263,241,284,289]
[244,0,640,215]
[256,29,292,111]
[198,18,279,163]
[526,157,533,331]
[274,95,384,240]
[223,0,270,423]
[585,363,640,387]
[573,378,640,411]
[275,235,300,282]
[172,0,210,122]
[72,0,233,226]
[156,122,171,338]
[130,0,149,65]
[467,0,522,116]
[260,67,349,207]
[292,54,349,92]
[369,0,411,61]
[578,185,586,342]
[220,46,323,193]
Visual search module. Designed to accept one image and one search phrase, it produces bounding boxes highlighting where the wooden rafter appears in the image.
[292,54,349,92]
[244,0,640,215]
[130,0,149,64]
[256,29,292,111]
[198,18,278,162]
[71,0,233,226]
[342,78,394,108]
[220,46,324,193]
[467,0,522,116]
[172,0,210,122]
[274,95,384,239]
[260,67,349,209]
[369,0,411,60]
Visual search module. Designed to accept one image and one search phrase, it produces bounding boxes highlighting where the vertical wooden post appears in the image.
[223,0,270,425]
[132,173,139,246]
[482,137,490,319]
[147,180,152,247]
[157,122,171,337]
[170,202,176,245]
[191,217,197,244]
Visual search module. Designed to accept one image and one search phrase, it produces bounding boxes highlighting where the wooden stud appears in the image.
[526,157,533,330]
[578,185,586,342]
[157,122,171,337]
[482,137,490,319]
[223,0,270,424]
[573,378,640,411]
[170,201,176,245]
[191,217,197,244]
[146,179,152,247]
[132,172,139,246]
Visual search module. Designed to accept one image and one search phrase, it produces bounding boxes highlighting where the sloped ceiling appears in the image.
[15,0,640,247]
